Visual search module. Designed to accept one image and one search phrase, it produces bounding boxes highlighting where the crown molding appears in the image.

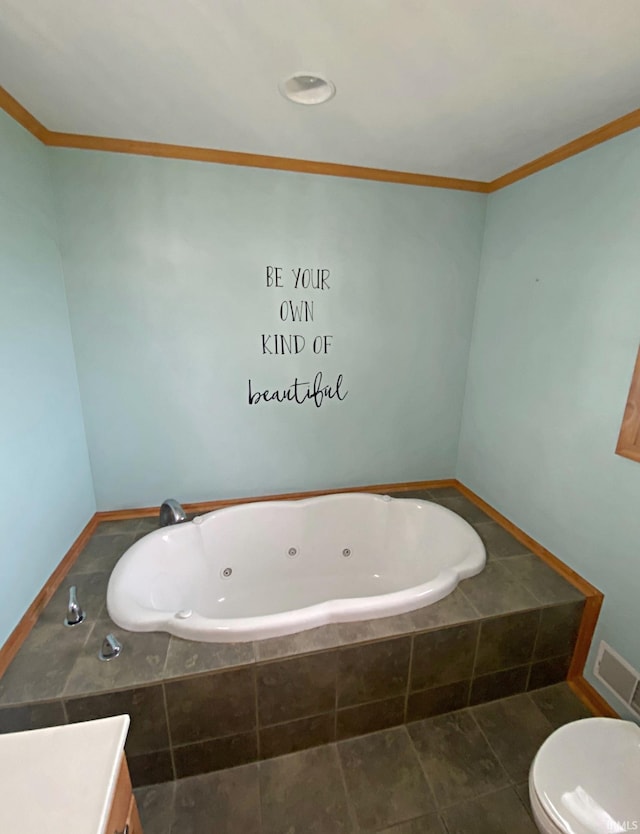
[1,84,639,192]
[488,107,640,191]
[0,85,48,142]
[44,129,489,192]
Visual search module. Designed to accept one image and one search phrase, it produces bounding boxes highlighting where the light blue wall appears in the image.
[4,104,640,716]
[0,111,95,645]
[51,149,486,510]
[457,129,640,717]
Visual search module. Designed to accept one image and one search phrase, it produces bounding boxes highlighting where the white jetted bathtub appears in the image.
[106,493,485,642]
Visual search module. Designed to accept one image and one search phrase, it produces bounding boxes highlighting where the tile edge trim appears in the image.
[454,480,604,687]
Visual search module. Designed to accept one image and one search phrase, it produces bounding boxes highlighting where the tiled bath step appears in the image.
[0,488,587,786]
[134,683,593,834]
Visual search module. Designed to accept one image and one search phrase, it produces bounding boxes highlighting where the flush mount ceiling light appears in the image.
[279,73,336,105]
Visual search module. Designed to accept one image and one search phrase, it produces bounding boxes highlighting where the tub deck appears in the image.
[0,486,587,788]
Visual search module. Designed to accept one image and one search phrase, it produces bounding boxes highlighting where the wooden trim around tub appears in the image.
[0,515,98,679]
[615,344,640,464]
[2,84,640,193]
[454,481,602,598]
[454,479,604,680]
[487,107,640,191]
[567,594,604,680]
[94,478,458,521]
[568,676,620,718]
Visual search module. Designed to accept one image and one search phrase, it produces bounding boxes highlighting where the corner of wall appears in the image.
[45,144,97,518]
[453,186,492,483]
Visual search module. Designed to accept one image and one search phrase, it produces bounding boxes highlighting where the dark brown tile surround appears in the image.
[0,487,587,786]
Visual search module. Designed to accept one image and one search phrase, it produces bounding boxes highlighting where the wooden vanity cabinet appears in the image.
[104,756,144,834]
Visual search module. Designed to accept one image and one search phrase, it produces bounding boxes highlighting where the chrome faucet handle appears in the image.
[64,585,86,627]
[98,633,122,662]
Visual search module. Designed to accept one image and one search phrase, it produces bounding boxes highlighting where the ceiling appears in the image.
[1,0,640,182]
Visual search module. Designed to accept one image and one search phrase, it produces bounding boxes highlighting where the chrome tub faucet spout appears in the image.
[159,498,187,527]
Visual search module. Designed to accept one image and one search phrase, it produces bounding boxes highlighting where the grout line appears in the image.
[472,658,532,680]
[437,782,523,812]
[160,637,172,679]
[258,708,336,732]
[255,624,424,666]
[467,709,514,787]
[404,634,415,721]
[58,653,86,703]
[337,690,406,715]
[333,652,339,741]
[158,656,257,687]
[525,610,544,690]
[333,741,361,832]
[248,672,263,834]
[524,661,533,691]
[169,728,258,750]
[531,607,543,662]
[252,666,261,760]
[512,781,536,823]
[255,629,344,665]
[404,721,441,810]
[522,690,556,730]
[469,620,482,684]
[440,813,454,834]
[525,688,543,714]
[256,757,264,834]
[455,584,482,618]
[161,683,177,781]
[166,780,178,833]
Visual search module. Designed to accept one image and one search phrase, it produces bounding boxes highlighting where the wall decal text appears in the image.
[247,266,348,407]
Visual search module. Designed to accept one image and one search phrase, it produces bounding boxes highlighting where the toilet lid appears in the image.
[531,718,640,834]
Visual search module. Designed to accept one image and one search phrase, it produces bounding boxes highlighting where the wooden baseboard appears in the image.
[94,478,458,520]
[454,480,604,680]
[568,676,619,718]
[0,515,98,679]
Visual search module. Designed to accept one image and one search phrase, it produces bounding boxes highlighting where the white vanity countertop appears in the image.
[0,714,129,834]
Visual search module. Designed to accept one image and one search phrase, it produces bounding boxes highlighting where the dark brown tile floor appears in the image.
[134,682,592,834]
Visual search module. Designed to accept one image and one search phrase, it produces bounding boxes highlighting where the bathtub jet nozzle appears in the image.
[159,498,187,527]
